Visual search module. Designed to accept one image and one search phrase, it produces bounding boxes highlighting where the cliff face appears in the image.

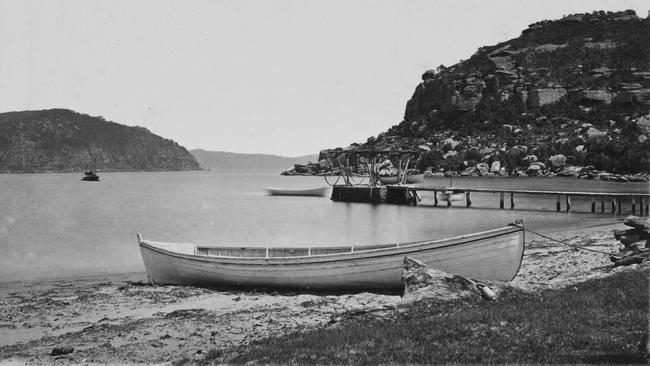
[0,109,200,173]
[303,10,650,179]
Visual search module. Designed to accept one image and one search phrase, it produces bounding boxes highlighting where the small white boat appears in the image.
[265,187,329,197]
[137,222,524,291]
[379,173,425,185]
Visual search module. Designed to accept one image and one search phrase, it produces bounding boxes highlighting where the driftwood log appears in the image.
[610,216,650,267]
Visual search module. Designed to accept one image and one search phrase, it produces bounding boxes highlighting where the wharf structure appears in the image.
[328,148,649,216]
[331,184,649,215]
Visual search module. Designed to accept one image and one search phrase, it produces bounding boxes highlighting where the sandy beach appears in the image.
[1,221,647,365]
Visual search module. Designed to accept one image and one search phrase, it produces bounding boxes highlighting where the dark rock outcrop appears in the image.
[295,10,650,179]
[0,109,200,173]
[401,256,499,303]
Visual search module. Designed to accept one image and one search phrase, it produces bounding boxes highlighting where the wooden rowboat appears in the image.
[379,173,425,185]
[265,187,329,197]
[137,222,524,291]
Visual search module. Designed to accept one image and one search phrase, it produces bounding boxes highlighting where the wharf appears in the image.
[331,185,650,215]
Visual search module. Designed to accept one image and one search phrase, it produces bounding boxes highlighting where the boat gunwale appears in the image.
[138,225,523,266]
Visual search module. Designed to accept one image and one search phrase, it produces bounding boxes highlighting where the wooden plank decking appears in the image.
[408,186,650,215]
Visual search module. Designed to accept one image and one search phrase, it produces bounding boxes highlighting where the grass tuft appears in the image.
[228,268,648,365]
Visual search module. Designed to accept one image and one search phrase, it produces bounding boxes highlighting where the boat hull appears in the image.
[265,187,329,197]
[139,225,524,291]
[379,174,424,185]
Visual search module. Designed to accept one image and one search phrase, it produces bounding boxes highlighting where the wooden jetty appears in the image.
[325,147,648,215]
[408,186,650,216]
[331,184,649,215]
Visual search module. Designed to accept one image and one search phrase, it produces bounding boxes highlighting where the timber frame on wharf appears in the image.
[327,147,649,216]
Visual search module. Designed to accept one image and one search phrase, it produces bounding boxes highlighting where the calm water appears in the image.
[0,171,647,281]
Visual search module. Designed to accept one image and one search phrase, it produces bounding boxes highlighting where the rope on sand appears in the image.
[514,224,648,261]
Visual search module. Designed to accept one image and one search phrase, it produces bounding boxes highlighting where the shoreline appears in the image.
[1,221,647,364]
[0,219,624,286]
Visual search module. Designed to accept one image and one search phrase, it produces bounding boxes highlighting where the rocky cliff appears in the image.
[288,10,650,181]
[0,109,200,173]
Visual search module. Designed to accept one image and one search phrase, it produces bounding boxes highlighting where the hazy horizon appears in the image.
[2,0,648,156]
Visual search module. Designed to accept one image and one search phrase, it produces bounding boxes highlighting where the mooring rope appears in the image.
[513,223,648,261]
[324,173,341,186]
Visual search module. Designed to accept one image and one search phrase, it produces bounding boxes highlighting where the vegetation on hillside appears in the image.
[0,109,200,172]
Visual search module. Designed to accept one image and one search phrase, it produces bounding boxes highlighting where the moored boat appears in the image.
[265,186,329,197]
[81,170,100,181]
[379,173,425,185]
[137,222,524,291]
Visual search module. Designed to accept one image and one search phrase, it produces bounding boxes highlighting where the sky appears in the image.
[0,0,648,157]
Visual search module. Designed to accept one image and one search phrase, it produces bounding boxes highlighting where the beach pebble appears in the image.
[149,340,166,348]
[51,345,74,356]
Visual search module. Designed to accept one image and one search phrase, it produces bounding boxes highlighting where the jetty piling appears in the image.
[416,186,647,215]
[331,184,648,215]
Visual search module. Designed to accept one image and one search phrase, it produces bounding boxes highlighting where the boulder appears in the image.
[476,162,490,175]
[318,159,333,170]
[557,166,580,177]
[513,145,528,154]
[401,257,496,302]
[548,154,567,169]
[523,154,538,163]
[587,127,607,138]
[577,89,615,105]
[634,114,650,134]
[421,69,436,81]
[318,149,333,162]
[490,161,501,173]
[614,89,650,105]
[480,146,496,155]
[293,164,315,174]
[442,150,458,159]
[51,346,74,356]
[528,87,567,107]
[526,164,542,176]
[588,66,612,77]
[532,161,546,169]
[639,135,648,143]
[442,138,460,150]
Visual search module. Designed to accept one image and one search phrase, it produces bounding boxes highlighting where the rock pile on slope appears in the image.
[287,10,650,180]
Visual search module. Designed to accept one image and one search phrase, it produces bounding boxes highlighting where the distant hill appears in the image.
[0,109,200,173]
[190,149,318,171]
